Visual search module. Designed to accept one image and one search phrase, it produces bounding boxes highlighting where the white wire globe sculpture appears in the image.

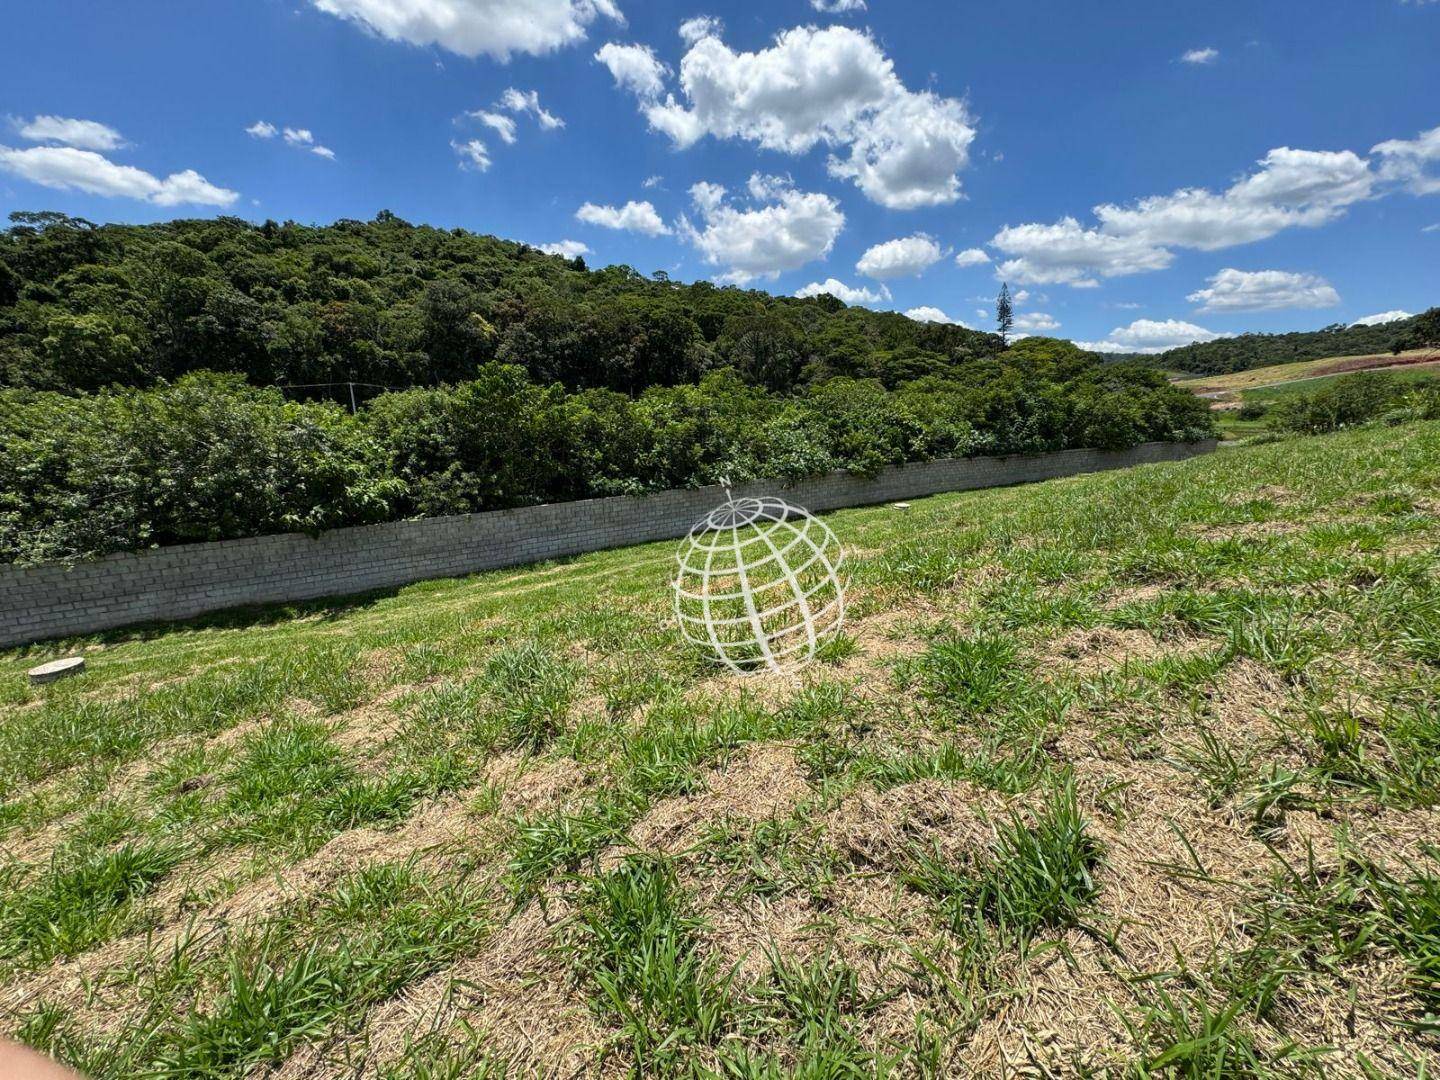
[673,494,846,675]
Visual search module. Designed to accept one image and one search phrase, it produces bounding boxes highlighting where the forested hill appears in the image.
[1153,309,1438,376]
[0,210,1004,396]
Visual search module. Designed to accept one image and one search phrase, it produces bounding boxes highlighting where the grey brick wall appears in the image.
[0,440,1215,647]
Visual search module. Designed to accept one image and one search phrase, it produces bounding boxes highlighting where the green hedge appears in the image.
[1,352,1214,565]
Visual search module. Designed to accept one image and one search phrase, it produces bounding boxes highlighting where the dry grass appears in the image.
[2,421,1439,1077]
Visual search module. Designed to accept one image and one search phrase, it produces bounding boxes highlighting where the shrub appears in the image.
[1,355,1216,565]
[1270,372,1407,435]
[0,373,399,564]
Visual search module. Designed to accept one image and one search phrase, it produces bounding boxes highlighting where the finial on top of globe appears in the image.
[672,492,846,675]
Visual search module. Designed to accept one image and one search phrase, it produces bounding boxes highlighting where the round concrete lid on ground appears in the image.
[28,657,85,685]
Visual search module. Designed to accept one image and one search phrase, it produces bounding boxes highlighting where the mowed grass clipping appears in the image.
[1,419,1439,1077]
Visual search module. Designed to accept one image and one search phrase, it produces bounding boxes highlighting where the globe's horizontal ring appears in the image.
[677,522,842,577]
[673,548,846,603]
[685,616,845,660]
[671,567,840,610]
[675,590,845,630]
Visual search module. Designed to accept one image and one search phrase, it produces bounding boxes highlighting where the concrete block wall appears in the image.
[0,440,1215,647]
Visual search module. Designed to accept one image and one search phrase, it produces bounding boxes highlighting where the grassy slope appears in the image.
[2,423,1439,1077]
[1176,349,1438,393]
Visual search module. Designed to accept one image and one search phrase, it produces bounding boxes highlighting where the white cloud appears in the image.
[811,0,867,11]
[451,138,492,170]
[992,217,1171,286]
[856,234,943,279]
[539,239,591,257]
[991,143,1380,286]
[595,42,668,99]
[499,87,564,129]
[678,15,722,44]
[1095,148,1373,249]
[1013,311,1060,332]
[1180,47,1219,65]
[1372,124,1440,196]
[795,278,888,305]
[1077,318,1228,355]
[473,110,517,144]
[576,198,671,235]
[249,122,332,159]
[621,25,976,209]
[679,174,844,283]
[1351,310,1414,326]
[16,115,125,151]
[0,144,238,206]
[954,247,990,267]
[1424,222,1440,233]
[905,306,970,327]
[309,0,623,60]
[148,169,241,207]
[1187,268,1340,313]
[642,174,663,188]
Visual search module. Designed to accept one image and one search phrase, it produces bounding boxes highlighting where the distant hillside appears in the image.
[1154,310,1438,375]
[0,210,1004,397]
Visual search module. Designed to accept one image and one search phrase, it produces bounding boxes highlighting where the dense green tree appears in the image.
[0,211,1005,396]
[1149,310,1437,374]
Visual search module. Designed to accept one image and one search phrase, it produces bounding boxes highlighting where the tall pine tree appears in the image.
[996,283,1013,345]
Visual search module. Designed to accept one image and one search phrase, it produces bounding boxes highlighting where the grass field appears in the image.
[3,422,1439,1077]
[1176,350,1440,395]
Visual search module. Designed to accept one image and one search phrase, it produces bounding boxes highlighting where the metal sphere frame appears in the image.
[672,494,847,675]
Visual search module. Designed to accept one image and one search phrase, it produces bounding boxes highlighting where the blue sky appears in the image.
[2,0,1438,352]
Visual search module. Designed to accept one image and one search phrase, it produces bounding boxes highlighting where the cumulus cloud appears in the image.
[595,42,668,99]
[473,110,517,143]
[244,124,335,159]
[795,278,888,305]
[1013,311,1060,332]
[1372,124,1440,196]
[856,234,943,279]
[991,217,1171,286]
[678,15,722,44]
[0,144,238,206]
[539,239,591,257]
[991,142,1384,286]
[576,198,671,235]
[451,138,492,170]
[1351,309,1414,326]
[679,174,844,283]
[954,247,990,267]
[309,0,623,60]
[1180,47,1219,65]
[499,87,564,129]
[1187,268,1340,313]
[16,115,125,151]
[812,0,867,12]
[614,24,976,209]
[904,306,970,327]
[1077,318,1228,355]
